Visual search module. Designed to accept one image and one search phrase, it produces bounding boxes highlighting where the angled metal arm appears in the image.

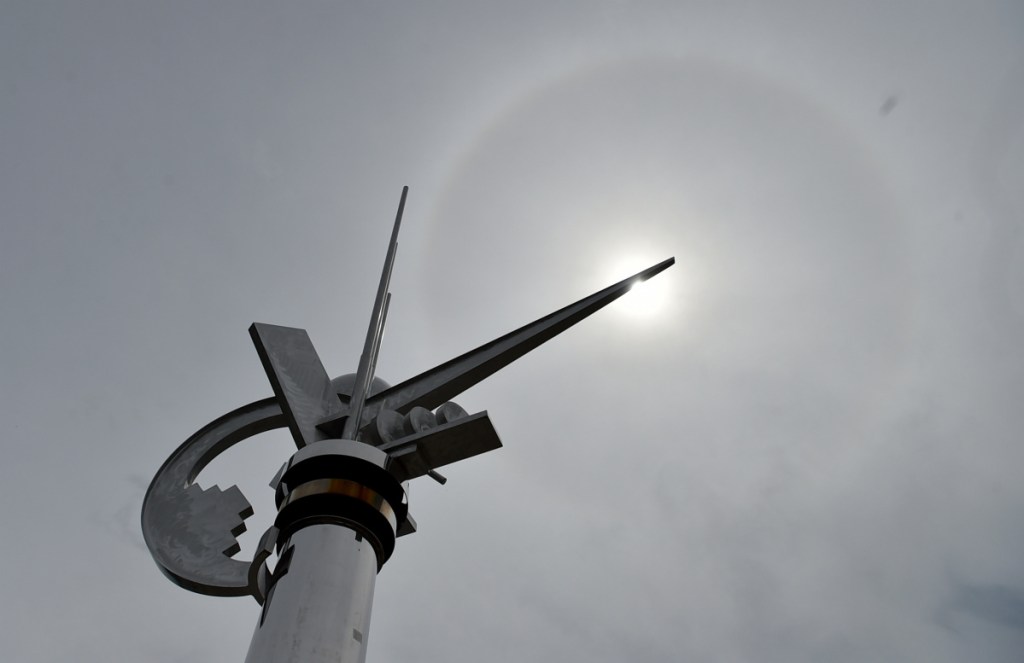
[380,411,502,482]
[338,257,674,436]
[250,323,345,448]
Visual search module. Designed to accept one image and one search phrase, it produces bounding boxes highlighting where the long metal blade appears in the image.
[343,186,408,439]
[358,257,675,428]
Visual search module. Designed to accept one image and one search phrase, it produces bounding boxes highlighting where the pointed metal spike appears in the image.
[344,186,408,439]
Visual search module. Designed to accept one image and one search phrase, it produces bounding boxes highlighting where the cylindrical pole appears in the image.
[244,524,379,663]
[242,438,406,663]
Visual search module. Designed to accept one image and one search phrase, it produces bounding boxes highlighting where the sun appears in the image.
[606,256,674,319]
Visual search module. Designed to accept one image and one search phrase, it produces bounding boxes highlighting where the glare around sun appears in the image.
[606,256,674,319]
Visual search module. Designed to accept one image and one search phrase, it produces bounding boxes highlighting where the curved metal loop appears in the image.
[141,397,286,597]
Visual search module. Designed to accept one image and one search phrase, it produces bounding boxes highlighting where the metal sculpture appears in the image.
[142,187,674,662]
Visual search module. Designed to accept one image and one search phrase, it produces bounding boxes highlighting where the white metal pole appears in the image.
[244,524,380,663]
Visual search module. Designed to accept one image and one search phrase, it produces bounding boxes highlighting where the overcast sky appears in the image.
[3,2,1024,662]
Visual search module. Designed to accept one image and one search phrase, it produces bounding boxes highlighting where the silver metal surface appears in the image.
[244,525,379,663]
